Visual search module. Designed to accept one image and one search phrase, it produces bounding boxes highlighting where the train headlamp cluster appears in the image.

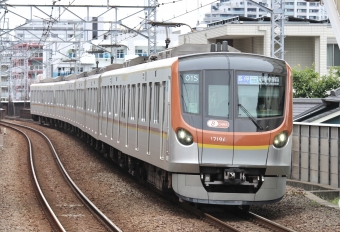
[273,131,288,148]
[176,128,193,146]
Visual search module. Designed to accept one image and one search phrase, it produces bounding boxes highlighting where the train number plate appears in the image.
[210,137,226,142]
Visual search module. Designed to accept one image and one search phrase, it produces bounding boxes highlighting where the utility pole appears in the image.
[147,0,157,55]
[271,0,285,60]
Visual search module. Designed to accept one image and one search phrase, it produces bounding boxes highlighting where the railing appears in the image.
[30,65,43,70]
[292,122,340,188]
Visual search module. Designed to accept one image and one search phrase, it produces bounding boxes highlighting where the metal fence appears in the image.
[292,122,340,188]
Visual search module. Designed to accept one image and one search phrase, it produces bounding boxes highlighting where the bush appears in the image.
[292,65,340,98]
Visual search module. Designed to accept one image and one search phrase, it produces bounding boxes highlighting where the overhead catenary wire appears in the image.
[163,0,218,22]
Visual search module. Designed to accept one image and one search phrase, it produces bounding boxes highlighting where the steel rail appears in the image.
[0,122,66,232]
[247,211,297,232]
[1,121,122,232]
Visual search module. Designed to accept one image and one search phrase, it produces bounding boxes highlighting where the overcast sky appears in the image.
[3,0,217,30]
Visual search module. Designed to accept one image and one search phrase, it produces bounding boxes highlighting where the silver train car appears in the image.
[31,44,293,206]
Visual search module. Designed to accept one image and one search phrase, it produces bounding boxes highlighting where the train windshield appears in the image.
[237,73,285,118]
[180,72,201,114]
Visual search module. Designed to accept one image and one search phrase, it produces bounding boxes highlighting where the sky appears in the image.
[2,0,218,30]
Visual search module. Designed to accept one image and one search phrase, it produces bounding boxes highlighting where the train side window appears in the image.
[87,89,90,111]
[141,83,147,121]
[92,88,94,112]
[149,82,153,123]
[114,86,119,116]
[102,86,106,114]
[127,85,130,119]
[130,84,136,120]
[108,86,113,116]
[162,81,166,123]
[154,82,160,123]
[121,85,126,118]
[136,84,140,120]
[94,88,97,112]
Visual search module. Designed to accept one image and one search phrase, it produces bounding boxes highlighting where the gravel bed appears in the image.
[0,127,52,231]
[251,186,340,232]
[3,120,340,231]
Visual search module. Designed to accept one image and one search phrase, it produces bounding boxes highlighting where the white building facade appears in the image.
[203,0,327,23]
[179,20,338,77]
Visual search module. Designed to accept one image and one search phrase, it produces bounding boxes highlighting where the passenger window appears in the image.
[108,86,113,115]
[154,82,160,123]
[121,85,125,118]
[130,85,136,120]
[141,83,147,121]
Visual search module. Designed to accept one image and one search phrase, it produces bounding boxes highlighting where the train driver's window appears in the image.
[205,70,230,118]
[180,72,200,114]
[208,85,229,117]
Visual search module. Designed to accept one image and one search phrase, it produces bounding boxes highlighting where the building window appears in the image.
[248,8,256,12]
[117,49,125,59]
[297,9,307,13]
[327,44,340,66]
[285,9,294,12]
[135,49,148,57]
[309,9,319,13]
[297,2,307,6]
[285,2,294,5]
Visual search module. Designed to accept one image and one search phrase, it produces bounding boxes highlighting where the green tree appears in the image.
[292,65,340,98]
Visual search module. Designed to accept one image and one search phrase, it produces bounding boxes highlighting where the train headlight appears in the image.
[177,128,193,146]
[273,131,288,148]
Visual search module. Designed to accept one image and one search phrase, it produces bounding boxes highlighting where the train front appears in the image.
[170,53,293,205]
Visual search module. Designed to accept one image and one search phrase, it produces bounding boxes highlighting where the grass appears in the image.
[330,197,340,206]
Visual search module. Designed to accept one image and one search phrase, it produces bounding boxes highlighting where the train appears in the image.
[30,43,293,206]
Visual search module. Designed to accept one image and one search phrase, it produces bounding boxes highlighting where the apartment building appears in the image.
[203,0,327,23]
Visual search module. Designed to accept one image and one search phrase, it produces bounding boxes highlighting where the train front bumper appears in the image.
[172,173,287,205]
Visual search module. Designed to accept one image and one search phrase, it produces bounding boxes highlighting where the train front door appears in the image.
[200,70,234,166]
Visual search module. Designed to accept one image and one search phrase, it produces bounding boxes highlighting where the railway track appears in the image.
[178,201,297,232]
[1,121,121,232]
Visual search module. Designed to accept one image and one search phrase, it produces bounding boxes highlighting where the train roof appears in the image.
[101,57,178,78]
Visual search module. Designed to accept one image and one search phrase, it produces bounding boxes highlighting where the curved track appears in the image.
[0,121,122,232]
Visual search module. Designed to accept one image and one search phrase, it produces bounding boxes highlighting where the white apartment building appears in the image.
[203,0,327,23]
[14,19,178,78]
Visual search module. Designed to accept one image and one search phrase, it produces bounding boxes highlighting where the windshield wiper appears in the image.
[238,104,264,131]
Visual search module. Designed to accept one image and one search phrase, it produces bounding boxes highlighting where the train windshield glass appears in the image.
[205,70,230,118]
[180,72,200,114]
[237,73,285,118]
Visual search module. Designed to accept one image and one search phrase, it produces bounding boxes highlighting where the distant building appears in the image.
[202,0,327,24]
[5,18,178,101]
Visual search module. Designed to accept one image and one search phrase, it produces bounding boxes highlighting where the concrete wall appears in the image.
[292,123,340,188]
[285,36,315,70]
[1,102,30,117]
[232,37,264,55]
